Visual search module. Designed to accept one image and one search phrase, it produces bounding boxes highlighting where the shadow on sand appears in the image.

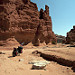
[8,56,13,58]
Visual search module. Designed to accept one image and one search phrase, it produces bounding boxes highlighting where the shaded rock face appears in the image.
[0,0,56,46]
[56,34,66,43]
[66,26,75,44]
[0,37,20,47]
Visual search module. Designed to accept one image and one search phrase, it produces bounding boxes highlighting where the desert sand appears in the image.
[0,44,75,75]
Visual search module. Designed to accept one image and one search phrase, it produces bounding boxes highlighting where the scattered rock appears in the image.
[32,50,41,57]
[0,52,5,54]
[29,60,50,64]
[29,60,50,69]
[0,52,3,54]
[32,50,38,54]
[44,69,47,71]
[19,59,24,62]
[67,68,69,69]
[32,62,46,69]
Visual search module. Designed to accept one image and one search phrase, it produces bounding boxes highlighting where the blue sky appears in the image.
[31,0,75,36]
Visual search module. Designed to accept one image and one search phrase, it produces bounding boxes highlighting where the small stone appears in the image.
[67,68,69,69]
[0,52,5,54]
[19,59,24,62]
[0,52,2,54]
[44,69,46,71]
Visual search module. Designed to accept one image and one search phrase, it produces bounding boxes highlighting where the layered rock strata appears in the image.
[0,0,56,46]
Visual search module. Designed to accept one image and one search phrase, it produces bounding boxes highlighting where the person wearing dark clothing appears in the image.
[17,46,23,53]
[12,46,23,57]
[12,48,18,57]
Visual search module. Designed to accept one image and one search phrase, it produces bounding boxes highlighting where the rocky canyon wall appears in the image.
[0,0,56,46]
[66,26,75,44]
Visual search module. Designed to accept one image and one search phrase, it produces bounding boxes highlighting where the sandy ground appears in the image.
[0,44,75,75]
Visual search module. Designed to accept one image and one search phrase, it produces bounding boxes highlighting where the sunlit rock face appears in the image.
[66,26,75,44]
[0,0,56,46]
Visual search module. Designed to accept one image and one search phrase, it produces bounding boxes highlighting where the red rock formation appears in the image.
[0,37,20,47]
[66,26,75,43]
[0,0,56,46]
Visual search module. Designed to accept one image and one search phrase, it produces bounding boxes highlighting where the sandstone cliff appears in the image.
[0,0,56,46]
[66,26,75,44]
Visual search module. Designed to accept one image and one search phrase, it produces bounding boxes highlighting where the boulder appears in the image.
[29,60,50,69]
